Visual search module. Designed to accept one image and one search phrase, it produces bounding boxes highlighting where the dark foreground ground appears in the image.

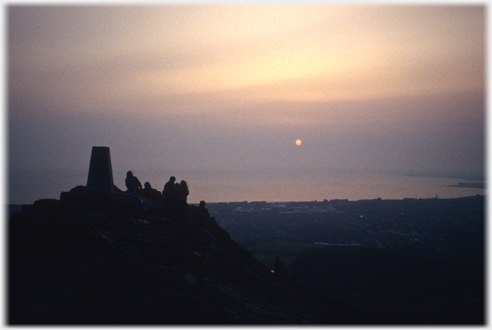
[8,187,484,324]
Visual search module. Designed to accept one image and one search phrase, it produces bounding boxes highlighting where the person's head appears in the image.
[169,176,176,183]
[180,180,187,187]
[144,182,151,189]
[199,201,206,208]
[127,171,133,177]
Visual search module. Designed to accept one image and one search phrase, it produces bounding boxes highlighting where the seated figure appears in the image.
[140,181,163,201]
[125,171,142,193]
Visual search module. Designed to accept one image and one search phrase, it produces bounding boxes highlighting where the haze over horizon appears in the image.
[8,5,485,203]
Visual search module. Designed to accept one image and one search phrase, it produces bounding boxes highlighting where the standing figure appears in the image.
[125,171,142,193]
[174,182,181,199]
[162,176,176,200]
[179,180,189,203]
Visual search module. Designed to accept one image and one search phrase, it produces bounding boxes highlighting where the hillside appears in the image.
[8,185,484,324]
[9,185,352,324]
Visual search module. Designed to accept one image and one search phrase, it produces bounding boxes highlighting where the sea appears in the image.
[8,168,485,206]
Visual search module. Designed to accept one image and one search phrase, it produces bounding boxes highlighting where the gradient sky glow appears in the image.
[8,5,485,202]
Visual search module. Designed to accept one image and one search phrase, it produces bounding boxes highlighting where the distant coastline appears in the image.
[9,169,485,205]
[444,182,485,189]
[8,194,486,219]
[400,172,484,182]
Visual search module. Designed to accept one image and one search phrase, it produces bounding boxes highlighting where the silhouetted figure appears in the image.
[186,200,218,229]
[174,182,181,196]
[125,171,142,193]
[162,176,188,212]
[172,181,188,212]
[197,200,217,225]
[198,201,210,219]
[179,180,189,203]
[140,181,163,202]
[162,176,176,201]
[274,256,285,279]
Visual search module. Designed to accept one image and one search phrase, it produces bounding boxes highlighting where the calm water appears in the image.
[8,169,484,205]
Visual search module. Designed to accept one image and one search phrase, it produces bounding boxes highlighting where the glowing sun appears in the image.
[295,139,302,146]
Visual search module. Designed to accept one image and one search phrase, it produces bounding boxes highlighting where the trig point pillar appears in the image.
[86,146,114,192]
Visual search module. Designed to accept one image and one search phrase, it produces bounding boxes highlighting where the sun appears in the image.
[295,139,302,146]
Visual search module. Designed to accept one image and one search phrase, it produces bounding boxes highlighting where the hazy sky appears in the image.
[8,5,485,185]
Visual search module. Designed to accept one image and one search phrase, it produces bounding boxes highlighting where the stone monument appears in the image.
[86,146,114,192]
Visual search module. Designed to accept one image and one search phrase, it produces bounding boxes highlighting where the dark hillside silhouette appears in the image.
[10,185,483,324]
[10,185,347,324]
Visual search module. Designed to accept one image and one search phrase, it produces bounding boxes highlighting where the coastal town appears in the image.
[206,195,484,263]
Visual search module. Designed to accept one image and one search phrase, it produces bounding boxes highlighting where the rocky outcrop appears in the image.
[9,186,324,324]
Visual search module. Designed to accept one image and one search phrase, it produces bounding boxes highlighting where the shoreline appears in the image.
[8,193,485,218]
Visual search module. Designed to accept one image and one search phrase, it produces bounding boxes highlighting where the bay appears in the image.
[8,169,484,205]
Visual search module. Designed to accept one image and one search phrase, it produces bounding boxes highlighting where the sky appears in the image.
[7,4,485,202]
